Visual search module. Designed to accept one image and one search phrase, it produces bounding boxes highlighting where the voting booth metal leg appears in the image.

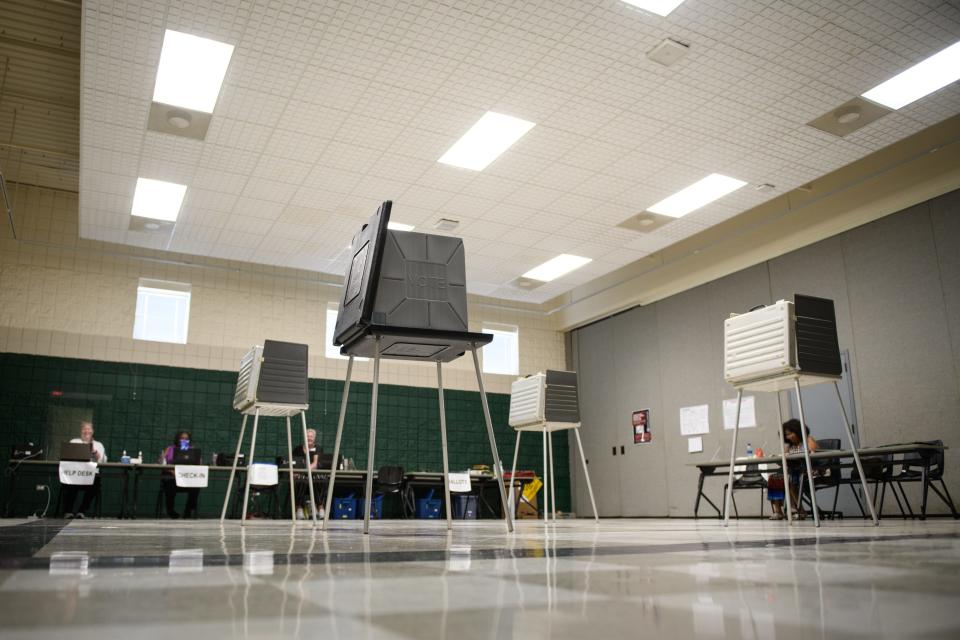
[363,338,382,535]
[834,381,879,526]
[574,428,599,522]
[548,431,557,520]
[723,389,743,526]
[323,356,354,532]
[793,379,820,527]
[470,345,514,533]
[241,409,261,527]
[542,428,549,524]
[508,431,521,518]
[300,411,318,527]
[776,393,793,525]
[221,413,248,522]
[437,361,452,531]
[285,415,297,523]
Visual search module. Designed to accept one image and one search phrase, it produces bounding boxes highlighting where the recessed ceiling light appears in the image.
[862,40,960,110]
[523,254,592,282]
[647,173,747,218]
[438,111,535,171]
[387,221,415,232]
[131,178,187,222]
[153,29,234,113]
[620,0,687,17]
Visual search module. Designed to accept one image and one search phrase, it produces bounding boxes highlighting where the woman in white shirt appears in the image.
[63,421,107,518]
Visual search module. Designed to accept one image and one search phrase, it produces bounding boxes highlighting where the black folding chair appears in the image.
[376,465,405,518]
[895,440,958,520]
[723,462,767,519]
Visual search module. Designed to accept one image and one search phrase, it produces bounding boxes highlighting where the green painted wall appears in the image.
[0,352,570,517]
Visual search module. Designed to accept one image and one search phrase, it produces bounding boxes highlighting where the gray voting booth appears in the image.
[324,200,513,534]
[220,340,317,526]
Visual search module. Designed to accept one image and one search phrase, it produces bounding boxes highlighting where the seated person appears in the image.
[769,419,818,520]
[62,420,107,519]
[292,428,320,518]
[160,430,200,519]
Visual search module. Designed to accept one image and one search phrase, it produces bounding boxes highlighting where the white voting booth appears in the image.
[508,370,598,522]
[723,295,878,527]
[220,340,315,526]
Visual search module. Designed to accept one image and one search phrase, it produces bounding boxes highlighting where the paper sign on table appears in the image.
[448,472,472,493]
[59,461,97,485]
[680,404,710,435]
[687,436,704,453]
[174,465,209,488]
[248,463,278,486]
[723,395,757,429]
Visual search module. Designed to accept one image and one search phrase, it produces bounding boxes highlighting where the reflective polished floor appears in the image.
[2,517,960,639]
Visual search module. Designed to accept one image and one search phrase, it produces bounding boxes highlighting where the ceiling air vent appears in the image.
[508,276,546,290]
[147,103,212,140]
[617,211,676,234]
[807,97,891,137]
[433,218,459,231]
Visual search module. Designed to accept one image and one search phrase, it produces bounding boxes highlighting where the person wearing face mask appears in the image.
[62,420,107,518]
[160,430,200,519]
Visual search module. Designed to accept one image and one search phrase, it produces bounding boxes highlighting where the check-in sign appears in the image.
[59,461,97,485]
[448,472,472,493]
[175,465,209,488]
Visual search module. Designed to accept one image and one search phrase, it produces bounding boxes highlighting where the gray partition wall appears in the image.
[568,188,960,518]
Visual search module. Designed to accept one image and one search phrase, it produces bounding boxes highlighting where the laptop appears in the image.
[60,442,93,462]
[172,449,202,465]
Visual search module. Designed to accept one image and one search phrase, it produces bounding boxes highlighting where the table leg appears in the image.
[323,355,354,531]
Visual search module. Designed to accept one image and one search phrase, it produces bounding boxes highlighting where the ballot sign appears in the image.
[448,472,472,493]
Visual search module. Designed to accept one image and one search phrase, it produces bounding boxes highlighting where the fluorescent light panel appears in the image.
[438,111,535,171]
[131,178,187,222]
[647,173,746,218]
[387,221,415,231]
[153,29,234,113]
[523,254,592,282]
[862,40,960,110]
[620,0,687,17]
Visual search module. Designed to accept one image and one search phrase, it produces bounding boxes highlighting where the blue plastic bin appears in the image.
[452,494,478,520]
[357,494,384,519]
[332,493,357,519]
[416,490,441,519]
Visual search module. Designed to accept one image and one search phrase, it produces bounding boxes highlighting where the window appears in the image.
[482,324,519,376]
[325,306,344,359]
[133,279,191,344]
[325,305,368,361]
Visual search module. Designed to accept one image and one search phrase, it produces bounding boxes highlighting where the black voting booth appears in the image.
[323,200,513,533]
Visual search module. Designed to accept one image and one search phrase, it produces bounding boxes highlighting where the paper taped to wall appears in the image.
[723,396,757,429]
[680,404,709,435]
[687,436,703,453]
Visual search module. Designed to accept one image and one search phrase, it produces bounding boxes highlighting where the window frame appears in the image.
[480,323,520,376]
[132,279,192,345]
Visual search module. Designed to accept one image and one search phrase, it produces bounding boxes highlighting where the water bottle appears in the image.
[745,443,753,458]
[120,450,131,464]
[137,451,143,465]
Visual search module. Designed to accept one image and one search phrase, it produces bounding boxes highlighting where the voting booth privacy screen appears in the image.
[331,200,483,362]
[508,370,581,429]
[723,295,842,385]
[233,340,309,415]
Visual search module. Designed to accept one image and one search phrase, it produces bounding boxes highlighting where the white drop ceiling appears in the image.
[78,0,960,302]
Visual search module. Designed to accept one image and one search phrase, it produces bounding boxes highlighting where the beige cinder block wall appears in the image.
[0,184,565,393]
